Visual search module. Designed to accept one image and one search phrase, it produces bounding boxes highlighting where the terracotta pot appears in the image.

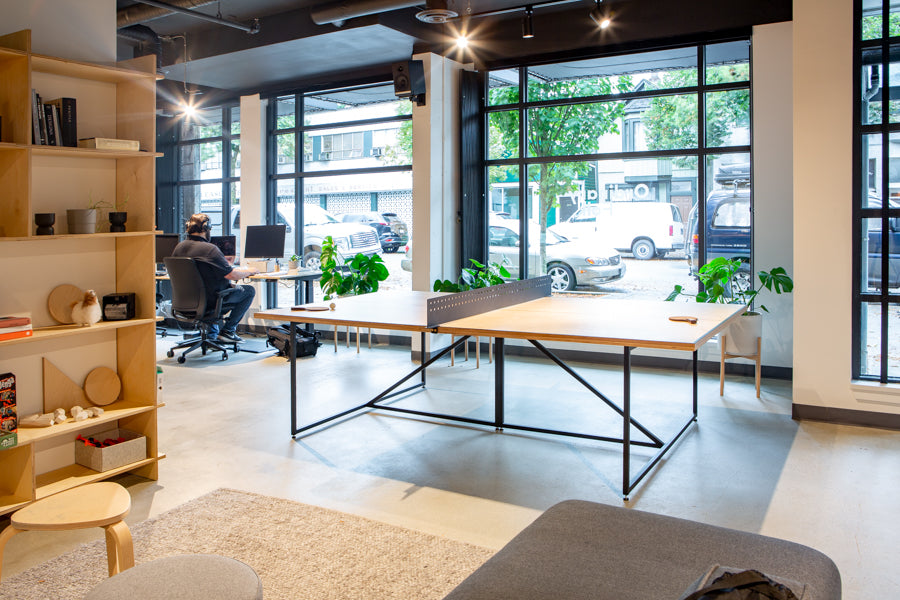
[724,313,762,355]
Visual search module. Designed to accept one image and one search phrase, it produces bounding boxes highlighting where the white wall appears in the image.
[0,0,116,63]
[792,0,900,413]
[239,94,267,319]
[753,22,794,368]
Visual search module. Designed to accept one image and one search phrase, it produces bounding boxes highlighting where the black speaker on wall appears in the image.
[392,60,426,105]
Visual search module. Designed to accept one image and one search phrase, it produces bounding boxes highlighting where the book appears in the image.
[0,329,33,342]
[50,103,62,146]
[43,104,57,146]
[46,97,77,147]
[77,137,140,151]
[31,89,42,145]
[0,316,31,328]
[0,372,16,450]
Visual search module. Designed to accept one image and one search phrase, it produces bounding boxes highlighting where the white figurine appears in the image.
[71,289,102,326]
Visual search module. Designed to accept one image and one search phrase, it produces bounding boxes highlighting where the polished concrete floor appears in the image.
[2,331,899,597]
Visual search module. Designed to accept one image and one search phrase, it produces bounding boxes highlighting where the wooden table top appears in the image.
[12,482,131,531]
[256,291,745,351]
[436,296,746,351]
[254,290,445,332]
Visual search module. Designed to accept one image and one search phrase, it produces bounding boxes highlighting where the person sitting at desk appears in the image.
[172,213,258,343]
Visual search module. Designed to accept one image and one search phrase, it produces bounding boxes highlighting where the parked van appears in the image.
[549,202,684,260]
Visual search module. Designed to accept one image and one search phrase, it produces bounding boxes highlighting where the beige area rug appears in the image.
[0,488,494,600]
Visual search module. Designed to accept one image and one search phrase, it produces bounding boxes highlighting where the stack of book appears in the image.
[31,91,76,147]
[0,314,33,342]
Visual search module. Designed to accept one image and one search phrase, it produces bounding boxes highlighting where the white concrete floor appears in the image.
[2,331,899,598]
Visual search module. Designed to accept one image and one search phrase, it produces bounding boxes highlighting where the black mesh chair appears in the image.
[163,257,240,363]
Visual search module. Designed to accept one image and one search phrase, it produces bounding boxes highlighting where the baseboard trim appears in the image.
[792,404,900,430]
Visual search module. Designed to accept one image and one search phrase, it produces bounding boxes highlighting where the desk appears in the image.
[248,270,321,308]
[254,281,744,498]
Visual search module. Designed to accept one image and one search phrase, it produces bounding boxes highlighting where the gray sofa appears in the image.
[443,500,841,600]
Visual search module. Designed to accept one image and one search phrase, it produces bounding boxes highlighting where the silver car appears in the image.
[489,218,625,291]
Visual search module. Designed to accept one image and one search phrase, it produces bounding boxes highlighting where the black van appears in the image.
[686,163,752,289]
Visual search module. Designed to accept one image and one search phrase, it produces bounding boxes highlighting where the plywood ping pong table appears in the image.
[254,277,745,498]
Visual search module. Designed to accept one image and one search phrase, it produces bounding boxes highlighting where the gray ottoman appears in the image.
[85,554,263,599]
[443,500,841,600]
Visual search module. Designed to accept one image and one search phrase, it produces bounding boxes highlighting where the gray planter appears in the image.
[67,208,98,234]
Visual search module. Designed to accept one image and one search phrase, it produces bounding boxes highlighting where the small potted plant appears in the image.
[666,257,793,355]
[288,254,301,270]
[67,192,111,234]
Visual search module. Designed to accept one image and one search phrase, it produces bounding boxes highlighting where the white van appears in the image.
[549,202,684,260]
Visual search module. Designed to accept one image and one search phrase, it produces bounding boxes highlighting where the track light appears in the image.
[589,0,611,29]
[456,34,469,49]
[522,6,534,39]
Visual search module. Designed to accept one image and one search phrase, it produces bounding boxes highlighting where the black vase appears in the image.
[109,212,127,233]
[34,212,55,235]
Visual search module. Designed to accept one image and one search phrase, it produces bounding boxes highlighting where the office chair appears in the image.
[163,257,240,363]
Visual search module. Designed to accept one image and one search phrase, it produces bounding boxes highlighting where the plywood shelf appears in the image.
[0,30,161,516]
[36,454,165,499]
[0,319,156,348]
[16,400,159,445]
[0,231,155,242]
[30,53,156,83]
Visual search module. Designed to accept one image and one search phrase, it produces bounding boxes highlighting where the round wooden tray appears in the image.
[84,366,121,406]
[47,284,84,324]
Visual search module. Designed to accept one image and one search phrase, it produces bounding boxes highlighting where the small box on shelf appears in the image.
[74,428,146,472]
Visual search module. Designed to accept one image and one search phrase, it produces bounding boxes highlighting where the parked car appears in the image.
[863,195,900,289]
[231,205,381,269]
[549,201,684,260]
[339,212,409,253]
[685,163,752,290]
[489,218,625,291]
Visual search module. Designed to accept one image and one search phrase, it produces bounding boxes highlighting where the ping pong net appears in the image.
[425,275,551,328]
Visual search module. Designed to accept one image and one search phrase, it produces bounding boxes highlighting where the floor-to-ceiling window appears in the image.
[483,41,751,298]
[268,83,413,304]
[855,0,900,382]
[174,104,241,237]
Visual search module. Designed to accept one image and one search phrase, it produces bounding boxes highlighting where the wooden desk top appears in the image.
[256,291,744,351]
[254,290,445,332]
[436,297,746,351]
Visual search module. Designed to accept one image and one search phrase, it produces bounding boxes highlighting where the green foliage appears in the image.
[318,235,389,300]
[289,254,300,262]
[666,257,793,314]
[433,259,511,293]
[862,12,900,40]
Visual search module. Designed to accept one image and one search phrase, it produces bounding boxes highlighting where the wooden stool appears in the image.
[720,334,761,398]
[0,482,134,580]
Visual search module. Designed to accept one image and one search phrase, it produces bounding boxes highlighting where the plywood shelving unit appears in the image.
[0,29,163,516]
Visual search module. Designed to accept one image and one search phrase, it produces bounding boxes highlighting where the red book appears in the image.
[0,316,31,328]
[0,329,32,342]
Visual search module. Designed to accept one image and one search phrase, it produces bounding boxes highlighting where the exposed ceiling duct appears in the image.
[117,0,216,28]
[310,0,424,26]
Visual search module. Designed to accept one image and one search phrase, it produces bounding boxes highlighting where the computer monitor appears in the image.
[209,235,237,262]
[155,234,180,265]
[243,225,286,259]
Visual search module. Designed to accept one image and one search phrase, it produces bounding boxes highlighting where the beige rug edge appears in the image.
[0,488,495,600]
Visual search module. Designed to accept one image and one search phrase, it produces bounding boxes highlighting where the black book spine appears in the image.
[58,98,77,147]
[43,104,57,146]
[31,90,42,145]
[36,93,47,145]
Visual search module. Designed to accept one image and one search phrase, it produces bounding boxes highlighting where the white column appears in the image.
[239,93,268,322]
[410,52,466,356]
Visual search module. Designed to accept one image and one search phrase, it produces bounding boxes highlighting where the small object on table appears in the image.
[290,305,330,312]
[669,315,698,324]
[329,302,336,311]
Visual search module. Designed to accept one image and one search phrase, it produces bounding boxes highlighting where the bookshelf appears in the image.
[0,29,163,516]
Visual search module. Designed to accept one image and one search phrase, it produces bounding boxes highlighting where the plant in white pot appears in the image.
[666,257,793,355]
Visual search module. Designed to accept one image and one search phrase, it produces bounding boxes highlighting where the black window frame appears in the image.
[853,0,900,383]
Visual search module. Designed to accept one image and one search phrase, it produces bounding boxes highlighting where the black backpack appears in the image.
[266,324,320,358]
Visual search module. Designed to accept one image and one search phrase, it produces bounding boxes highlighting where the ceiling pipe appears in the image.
[127,0,260,33]
[117,24,163,70]
[310,0,423,26]
[117,0,215,28]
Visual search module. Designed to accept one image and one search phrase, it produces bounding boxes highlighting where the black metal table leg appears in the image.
[494,337,505,430]
[290,321,298,436]
[623,346,632,499]
[693,349,699,419]
[420,331,427,384]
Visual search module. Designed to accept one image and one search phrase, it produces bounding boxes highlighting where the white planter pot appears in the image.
[67,208,97,234]
[724,313,761,356]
